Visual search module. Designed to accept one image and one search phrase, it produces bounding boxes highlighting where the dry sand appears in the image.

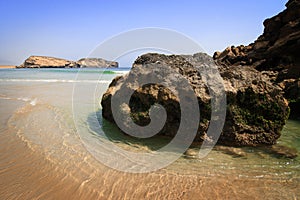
[0,65,16,69]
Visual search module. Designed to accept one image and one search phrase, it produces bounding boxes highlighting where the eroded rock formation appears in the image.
[17,56,78,68]
[77,58,118,68]
[100,0,297,147]
[214,0,300,117]
[101,53,290,146]
[17,56,119,68]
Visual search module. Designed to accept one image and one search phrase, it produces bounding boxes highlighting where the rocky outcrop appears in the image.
[213,45,254,67]
[214,0,300,117]
[17,56,119,68]
[77,58,118,68]
[101,53,290,146]
[214,0,300,73]
[17,56,78,68]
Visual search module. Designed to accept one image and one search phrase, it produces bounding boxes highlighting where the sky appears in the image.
[0,0,287,67]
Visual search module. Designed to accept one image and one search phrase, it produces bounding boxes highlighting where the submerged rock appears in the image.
[214,146,247,157]
[263,145,298,159]
[101,53,290,146]
[183,149,198,159]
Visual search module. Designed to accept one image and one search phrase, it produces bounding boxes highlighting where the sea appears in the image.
[0,68,299,199]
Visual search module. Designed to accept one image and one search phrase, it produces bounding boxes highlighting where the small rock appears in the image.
[269,145,298,159]
[215,146,247,157]
[183,149,198,159]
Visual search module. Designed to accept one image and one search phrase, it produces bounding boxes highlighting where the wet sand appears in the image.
[0,101,299,199]
[1,127,299,200]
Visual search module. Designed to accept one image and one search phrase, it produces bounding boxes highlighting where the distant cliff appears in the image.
[17,56,78,68]
[77,58,118,68]
[17,56,118,68]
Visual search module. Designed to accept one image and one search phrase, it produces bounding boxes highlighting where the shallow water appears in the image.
[0,68,299,199]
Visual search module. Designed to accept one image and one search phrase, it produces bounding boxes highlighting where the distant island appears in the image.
[0,65,16,69]
[16,55,118,68]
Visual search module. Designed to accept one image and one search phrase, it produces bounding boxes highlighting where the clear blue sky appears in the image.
[0,0,287,67]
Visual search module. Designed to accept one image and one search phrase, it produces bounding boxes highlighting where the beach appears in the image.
[1,0,299,198]
[0,65,15,69]
[0,68,299,199]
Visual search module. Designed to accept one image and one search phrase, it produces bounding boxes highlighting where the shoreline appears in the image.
[0,65,16,69]
[0,69,299,199]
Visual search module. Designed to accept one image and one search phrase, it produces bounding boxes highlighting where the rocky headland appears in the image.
[214,0,300,118]
[17,56,118,68]
[77,58,118,68]
[101,0,299,148]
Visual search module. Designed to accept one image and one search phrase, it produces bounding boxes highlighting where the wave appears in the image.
[110,70,129,75]
[0,79,112,83]
[0,95,38,106]
[17,68,130,75]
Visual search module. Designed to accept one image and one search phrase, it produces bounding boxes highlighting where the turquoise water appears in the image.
[279,120,300,151]
[0,68,299,199]
[0,68,130,81]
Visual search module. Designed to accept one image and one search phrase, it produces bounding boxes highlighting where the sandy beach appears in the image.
[0,65,16,69]
[0,0,299,199]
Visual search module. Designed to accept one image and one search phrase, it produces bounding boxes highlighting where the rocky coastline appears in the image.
[101,0,299,149]
[214,0,300,118]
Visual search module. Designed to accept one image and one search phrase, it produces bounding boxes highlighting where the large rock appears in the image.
[101,53,290,146]
[214,0,300,117]
[17,56,78,68]
[77,58,118,68]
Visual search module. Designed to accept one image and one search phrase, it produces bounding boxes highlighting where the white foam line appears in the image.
[0,96,12,100]
[30,98,37,106]
[17,97,31,102]
[0,79,111,83]
[1,95,38,106]
[112,71,129,75]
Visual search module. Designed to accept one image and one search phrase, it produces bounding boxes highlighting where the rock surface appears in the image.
[77,58,118,68]
[17,56,78,68]
[101,53,290,146]
[214,146,247,157]
[17,56,118,68]
[214,0,300,117]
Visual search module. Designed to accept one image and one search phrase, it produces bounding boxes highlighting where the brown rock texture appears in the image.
[17,56,119,68]
[77,58,118,68]
[101,53,290,146]
[17,56,78,68]
[214,0,300,118]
